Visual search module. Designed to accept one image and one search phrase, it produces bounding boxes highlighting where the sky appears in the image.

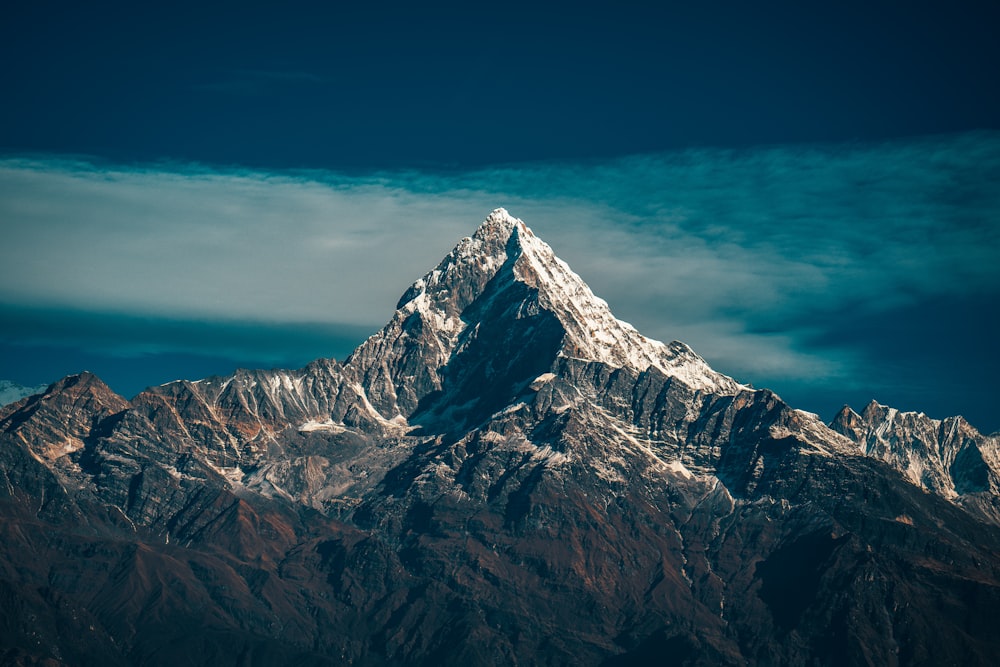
[1,1,999,431]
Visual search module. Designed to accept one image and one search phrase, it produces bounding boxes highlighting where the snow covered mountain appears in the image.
[2,210,999,666]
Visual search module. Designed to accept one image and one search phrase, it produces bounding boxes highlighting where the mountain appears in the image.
[2,209,999,666]
[832,400,1000,523]
[0,380,48,408]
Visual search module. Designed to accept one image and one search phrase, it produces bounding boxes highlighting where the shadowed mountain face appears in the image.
[2,209,1000,666]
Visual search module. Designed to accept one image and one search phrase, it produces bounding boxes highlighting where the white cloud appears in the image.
[0,161,484,325]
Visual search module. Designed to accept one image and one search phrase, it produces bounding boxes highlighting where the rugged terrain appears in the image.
[2,209,999,666]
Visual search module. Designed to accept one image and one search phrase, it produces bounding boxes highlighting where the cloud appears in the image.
[0,160,485,326]
[2,131,998,426]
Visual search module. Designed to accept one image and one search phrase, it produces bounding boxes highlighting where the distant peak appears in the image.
[830,405,863,433]
[838,404,860,417]
[53,370,102,390]
[32,370,129,412]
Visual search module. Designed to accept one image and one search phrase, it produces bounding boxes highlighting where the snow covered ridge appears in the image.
[504,210,744,394]
[831,399,1000,500]
[386,208,747,394]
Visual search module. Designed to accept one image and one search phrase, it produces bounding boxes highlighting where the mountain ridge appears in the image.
[2,210,999,666]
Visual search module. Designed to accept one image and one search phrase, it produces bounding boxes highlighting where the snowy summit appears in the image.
[391,208,744,394]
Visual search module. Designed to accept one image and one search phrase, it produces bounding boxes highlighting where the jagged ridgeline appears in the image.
[2,209,999,666]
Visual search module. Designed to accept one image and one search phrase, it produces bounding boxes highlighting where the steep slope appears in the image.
[2,210,1000,666]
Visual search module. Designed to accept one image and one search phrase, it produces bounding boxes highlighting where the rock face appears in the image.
[2,209,1000,666]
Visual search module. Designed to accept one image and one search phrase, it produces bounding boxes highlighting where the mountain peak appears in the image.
[351,211,741,422]
[499,213,742,393]
[0,370,129,462]
[445,210,743,394]
[466,208,543,260]
[476,207,522,235]
[44,371,126,406]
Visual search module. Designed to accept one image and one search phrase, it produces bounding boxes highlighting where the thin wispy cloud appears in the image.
[1,131,998,426]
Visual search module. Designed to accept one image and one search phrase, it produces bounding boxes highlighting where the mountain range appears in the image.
[2,209,999,665]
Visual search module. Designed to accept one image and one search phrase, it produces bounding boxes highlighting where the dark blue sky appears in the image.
[1,1,999,432]
[3,1,999,167]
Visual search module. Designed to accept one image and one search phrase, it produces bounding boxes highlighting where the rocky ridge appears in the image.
[832,399,1000,522]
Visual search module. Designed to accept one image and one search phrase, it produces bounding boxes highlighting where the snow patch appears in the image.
[530,372,557,390]
[298,419,346,433]
[530,444,571,467]
[666,460,694,479]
